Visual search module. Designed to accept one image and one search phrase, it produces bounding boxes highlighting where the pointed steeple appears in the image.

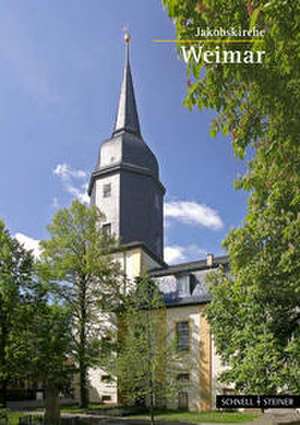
[112,32,142,139]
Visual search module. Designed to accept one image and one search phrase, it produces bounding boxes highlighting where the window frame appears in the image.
[176,274,191,297]
[102,223,111,236]
[101,374,112,383]
[175,320,190,352]
[103,183,111,198]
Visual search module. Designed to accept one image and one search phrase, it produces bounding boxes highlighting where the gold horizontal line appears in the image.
[153,39,264,44]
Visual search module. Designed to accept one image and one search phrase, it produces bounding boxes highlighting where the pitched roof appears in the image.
[112,37,141,138]
[150,255,229,308]
[149,255,229,277]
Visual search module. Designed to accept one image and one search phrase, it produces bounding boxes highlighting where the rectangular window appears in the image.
[103,183,111,198]
[178,391,189,410]
[102,395,112,402]
[177,373,190,383]
[101,375,112,383]
[176,275,191,297]
[176,321,190,351]
[102,223,111,236]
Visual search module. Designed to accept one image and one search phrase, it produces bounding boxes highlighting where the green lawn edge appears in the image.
[126,411,260,424]
[4,406,260,425]
[61,405,260,423]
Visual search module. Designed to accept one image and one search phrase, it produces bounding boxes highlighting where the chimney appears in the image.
[206,253,214,267]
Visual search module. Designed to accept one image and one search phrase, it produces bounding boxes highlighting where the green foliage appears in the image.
[162,0,300,158]
[16,303,73,387]
[0,218,73,421]
[162,0,300,392]
[39,200,123,407]
[0,220,36,403]
[109,276,182,424]
[3,410,23,425]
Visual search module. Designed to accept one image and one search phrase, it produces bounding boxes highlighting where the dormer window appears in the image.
[103,183,111,198]
[176,274,191,298]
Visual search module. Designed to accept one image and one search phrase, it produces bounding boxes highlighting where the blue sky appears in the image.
[0,0,248,264]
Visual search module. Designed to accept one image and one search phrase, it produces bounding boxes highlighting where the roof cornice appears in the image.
[88,161,166,196]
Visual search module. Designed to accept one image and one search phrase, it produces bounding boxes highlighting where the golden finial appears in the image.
[122,26,131,44]
[124,32,131,43]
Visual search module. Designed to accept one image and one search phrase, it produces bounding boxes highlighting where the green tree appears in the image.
[39,200,123,408]
[0,220,35,406]
[11,303,73,425]
[32,304,73,425]
[111,276,181,425]
[162,0,300,392]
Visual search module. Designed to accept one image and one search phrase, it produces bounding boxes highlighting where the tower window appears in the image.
[176,321,190,352]
[102,223,111,236]
[101,375,112,383]
[103,183,111,198]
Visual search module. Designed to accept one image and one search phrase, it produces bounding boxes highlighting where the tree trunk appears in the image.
[79,278,89,409]
[146,309,155,425]
[79,361,88,408]
[44,382,60,425]
[149,393,155,425]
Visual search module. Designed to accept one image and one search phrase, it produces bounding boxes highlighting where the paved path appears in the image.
[250,411,300,425]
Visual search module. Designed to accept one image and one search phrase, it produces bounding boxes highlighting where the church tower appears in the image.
[88,33,165,261]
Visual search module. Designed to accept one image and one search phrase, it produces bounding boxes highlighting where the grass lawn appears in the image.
[13,404,260,424]
[126,410,260,423]
[60,405,259,423]
[61,403,120,414]
[2,410,23,425]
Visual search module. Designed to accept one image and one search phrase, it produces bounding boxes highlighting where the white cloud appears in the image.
[164,201,223,230]
[164,244,206,265]
[164,245,186,264]
[52,197,60,209]
[53,163,89,205]
[53,163,87,180]
[64,182,90,205]
[15,233,41,258]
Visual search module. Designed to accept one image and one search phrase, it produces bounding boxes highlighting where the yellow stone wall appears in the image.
[199,306,212,411]
[113,246,162,280]
[165,304,212,412]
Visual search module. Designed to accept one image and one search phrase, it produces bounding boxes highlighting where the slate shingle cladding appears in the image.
[88,38,165,261]
[150,255,229,307]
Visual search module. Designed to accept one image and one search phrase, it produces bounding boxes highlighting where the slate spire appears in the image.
[112,32,142,138]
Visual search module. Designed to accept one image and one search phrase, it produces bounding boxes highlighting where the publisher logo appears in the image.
[216,395,300,409]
